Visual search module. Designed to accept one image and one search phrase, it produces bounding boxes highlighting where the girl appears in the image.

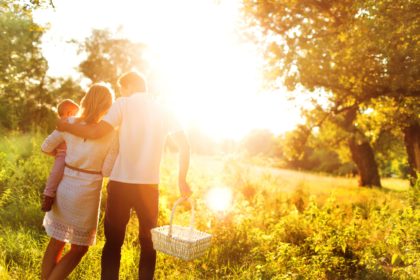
[41,99,79,212]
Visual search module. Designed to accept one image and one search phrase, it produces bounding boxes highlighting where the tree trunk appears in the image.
[404,123,420,186]
[348,137,382,187]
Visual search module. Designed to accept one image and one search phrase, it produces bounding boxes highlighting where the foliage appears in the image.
[282,122,410,178]
[243,0,420,186]
[243,0,419,100]
[77,29,149,90]
[0,133,418,279]
[0,1,82,132]
[0,0,48,130]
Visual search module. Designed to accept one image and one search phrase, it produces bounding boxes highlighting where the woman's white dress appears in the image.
[41,118,117,246]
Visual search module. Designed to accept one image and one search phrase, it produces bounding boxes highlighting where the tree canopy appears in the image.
[244,0,419,186]
[77,29,149,91]
[0,0,48,129]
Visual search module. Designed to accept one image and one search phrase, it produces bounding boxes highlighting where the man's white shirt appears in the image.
[102,92,182,184]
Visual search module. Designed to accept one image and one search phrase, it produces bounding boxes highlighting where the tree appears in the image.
[358,96,420,185]
[283,124,353,175]
[244,0,419,187]
[404,123,420,185]
[0,1,82,131]
[360,0,420,185]
[77,29,149,91]
[0,0,49,130]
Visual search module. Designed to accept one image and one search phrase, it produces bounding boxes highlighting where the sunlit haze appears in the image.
[34,0,303,140]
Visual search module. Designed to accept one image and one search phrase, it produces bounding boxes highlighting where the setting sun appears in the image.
[127,0,268,140]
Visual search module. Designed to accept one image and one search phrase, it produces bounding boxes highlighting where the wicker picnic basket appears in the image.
[151,197,212,261]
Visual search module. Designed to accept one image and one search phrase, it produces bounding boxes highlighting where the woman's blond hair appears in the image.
[79,83,114,124]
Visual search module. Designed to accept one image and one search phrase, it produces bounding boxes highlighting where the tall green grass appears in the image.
[0,133,418,279]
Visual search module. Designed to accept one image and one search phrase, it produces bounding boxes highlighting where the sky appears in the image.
[33,0,304,140]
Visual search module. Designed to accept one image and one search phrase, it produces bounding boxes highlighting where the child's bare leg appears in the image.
[41,238,65,280]
[47,244,88,280]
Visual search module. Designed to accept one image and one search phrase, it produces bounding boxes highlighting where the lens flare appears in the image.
[205,187,233,212]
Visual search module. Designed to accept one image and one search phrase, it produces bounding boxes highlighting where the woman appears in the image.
[40,84,117,280]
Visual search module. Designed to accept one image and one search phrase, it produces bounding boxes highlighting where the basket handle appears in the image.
[168,197,195,238]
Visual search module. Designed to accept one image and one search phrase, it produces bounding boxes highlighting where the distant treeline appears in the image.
[186,128,410,180]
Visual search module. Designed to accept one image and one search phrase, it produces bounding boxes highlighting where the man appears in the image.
[57,71,192,280]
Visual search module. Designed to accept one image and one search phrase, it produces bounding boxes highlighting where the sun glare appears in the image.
[123,0,275,140]
[34,0,302,140]
[206,187,233,212]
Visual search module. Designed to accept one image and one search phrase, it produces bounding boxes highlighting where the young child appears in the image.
[41,99,79,212]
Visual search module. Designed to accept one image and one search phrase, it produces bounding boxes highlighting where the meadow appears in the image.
[0,133,418,280]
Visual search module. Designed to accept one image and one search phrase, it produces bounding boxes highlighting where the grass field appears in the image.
[0,133,419,279]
